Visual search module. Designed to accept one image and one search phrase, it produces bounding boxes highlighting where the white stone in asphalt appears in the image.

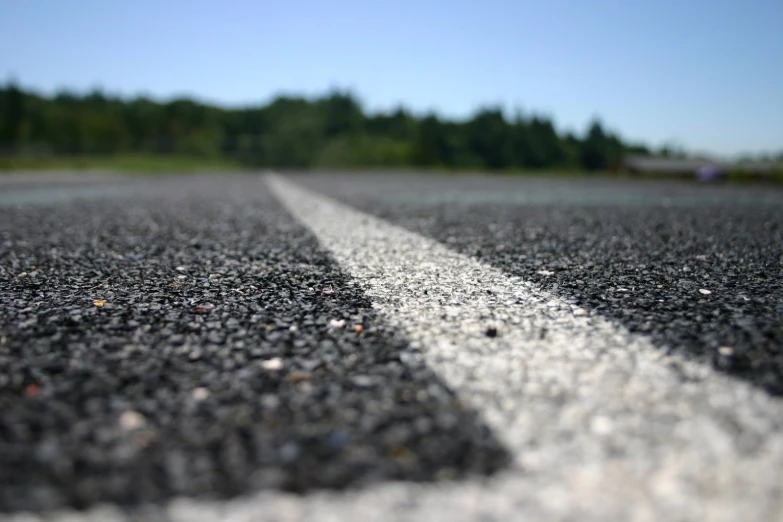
[7,174,783,522]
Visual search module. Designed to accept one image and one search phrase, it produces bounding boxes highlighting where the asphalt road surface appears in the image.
[1,172,782,521]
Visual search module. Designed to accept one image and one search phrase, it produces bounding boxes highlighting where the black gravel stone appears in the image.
[0,176,509,512]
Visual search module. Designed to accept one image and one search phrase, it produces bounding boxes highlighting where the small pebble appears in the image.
[435,468,457,481]
[119,411,146,431]
[192,387,210,401]
[285,371,312,383]
[590,416,614,435]
[326,431,349,449]
[261,357,284,371]
[699,289,712,295]
[280,443,301,463]
[352,375,375,388]
[718,346,735,357]
[24,383,41,397]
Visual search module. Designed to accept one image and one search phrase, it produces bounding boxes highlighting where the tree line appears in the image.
[0,81,656,171]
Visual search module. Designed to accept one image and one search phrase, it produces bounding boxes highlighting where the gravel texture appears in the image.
[0,175,507,513]
[300,174,783,396]
[3,172,783,521]
[264,173,783,522]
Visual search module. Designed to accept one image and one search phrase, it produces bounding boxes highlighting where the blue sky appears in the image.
[1,0,781,157]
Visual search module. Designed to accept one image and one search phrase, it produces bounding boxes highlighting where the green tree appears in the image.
[320,91,363,138]
[0,84,661,172]
[0,80,25,146]
[465,108,512,169]
[581,119,610,171]
[413,115,449,167]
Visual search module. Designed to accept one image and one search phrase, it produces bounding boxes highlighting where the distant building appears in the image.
[620,155,782,180]
[620,155,730,177]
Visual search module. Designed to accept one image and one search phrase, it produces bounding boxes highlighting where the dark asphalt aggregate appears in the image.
[301,174,783,397]
[0,176,508,512]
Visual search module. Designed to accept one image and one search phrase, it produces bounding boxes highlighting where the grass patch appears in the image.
[0,155,242,174]
[725,169,783,185]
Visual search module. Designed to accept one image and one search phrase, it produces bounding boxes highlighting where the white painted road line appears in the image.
[263,174,783,521]
[8,175,783,522]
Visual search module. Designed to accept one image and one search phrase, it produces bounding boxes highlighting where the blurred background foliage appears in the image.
[0,80,704,173]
